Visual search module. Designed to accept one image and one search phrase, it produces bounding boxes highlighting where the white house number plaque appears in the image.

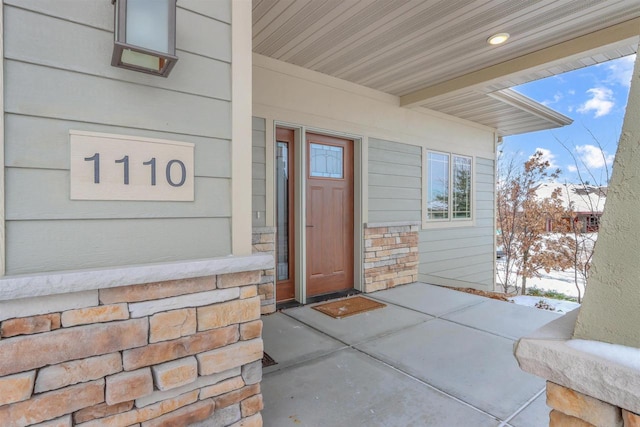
[70,131,195,201]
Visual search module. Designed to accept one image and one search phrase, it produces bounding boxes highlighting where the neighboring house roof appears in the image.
[536,183,607,214]
[253,1,640,136]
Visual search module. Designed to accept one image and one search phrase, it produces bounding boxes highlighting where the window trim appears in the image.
[422,148,476,229]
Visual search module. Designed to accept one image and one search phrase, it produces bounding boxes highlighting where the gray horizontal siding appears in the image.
[5,170,230,220]
[3,2,233,275]
[4,0,231,52]
[6,218,230,275]
[5,115,231,177]
[180,0,231,23]
[419,157,495,290]
[252,117,267,227]
[369,174,421,189]
[368,138,422,223]
[5,61,231,139]
[4,6,231,100]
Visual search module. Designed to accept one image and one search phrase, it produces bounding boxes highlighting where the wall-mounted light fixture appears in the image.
[111,0,178,77]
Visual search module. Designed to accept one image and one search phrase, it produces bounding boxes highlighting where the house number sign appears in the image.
[70,130,194,201]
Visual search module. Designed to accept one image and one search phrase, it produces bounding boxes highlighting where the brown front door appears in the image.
[306,133,354,297]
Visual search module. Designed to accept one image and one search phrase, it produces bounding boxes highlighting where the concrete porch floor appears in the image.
[261,282,566,427]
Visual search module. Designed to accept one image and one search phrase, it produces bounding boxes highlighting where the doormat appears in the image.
[262,352,277,368]
[312,296,386,319]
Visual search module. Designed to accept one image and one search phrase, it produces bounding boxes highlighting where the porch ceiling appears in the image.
[252,0,640,136]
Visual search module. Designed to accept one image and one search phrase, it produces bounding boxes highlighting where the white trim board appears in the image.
[0,1,6,276]
[231,0,253,255]
[253,60,496,159]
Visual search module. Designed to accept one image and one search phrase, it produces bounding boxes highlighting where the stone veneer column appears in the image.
[572,49,640,347]
[545,381,640,427]
[252,227,276,314]
[515,307,640,427]
[0,256,270,426]
[363,222,419,293]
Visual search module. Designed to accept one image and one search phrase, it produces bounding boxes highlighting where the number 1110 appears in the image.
[84,153,187,187]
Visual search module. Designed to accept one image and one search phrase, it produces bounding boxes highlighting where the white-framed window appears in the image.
[425,150,473,224]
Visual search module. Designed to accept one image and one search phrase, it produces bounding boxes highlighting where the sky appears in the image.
[501,54,636,185]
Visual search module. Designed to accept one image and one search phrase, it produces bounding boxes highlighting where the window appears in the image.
[426,152,472,221]
[452,155,472,219]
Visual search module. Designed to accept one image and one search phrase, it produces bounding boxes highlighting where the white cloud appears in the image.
[577,87,614,118]
[541,92,563,106]
[533,147,557,169]
[568,89,576,95]
[567,165,578,173]
[606,54,636,87]
[575,144,615,169]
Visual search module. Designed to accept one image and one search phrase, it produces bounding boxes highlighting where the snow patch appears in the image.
[497,260,586,298]
[509,295,580,313]
[567,339,640,371]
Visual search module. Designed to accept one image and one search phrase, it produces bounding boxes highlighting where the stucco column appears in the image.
[573,50,640,347]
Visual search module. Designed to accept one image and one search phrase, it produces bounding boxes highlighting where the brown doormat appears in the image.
[312,296,386,319]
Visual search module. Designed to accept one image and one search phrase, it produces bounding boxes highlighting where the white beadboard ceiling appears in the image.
[253,0,640,135]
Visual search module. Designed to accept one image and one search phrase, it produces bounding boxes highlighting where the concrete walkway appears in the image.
[261,282,565,426]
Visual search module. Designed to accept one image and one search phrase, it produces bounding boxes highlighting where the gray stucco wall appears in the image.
[418,157,495,290]
[3,1,233,274]
[252,117,267,227]
[368,138,422,223]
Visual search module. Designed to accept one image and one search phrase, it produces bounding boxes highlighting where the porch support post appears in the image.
[572,49,640,347]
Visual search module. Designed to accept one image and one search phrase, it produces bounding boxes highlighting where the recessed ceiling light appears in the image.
[487,33,510,45]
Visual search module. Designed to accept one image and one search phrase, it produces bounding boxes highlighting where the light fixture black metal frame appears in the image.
[111,0,178,77]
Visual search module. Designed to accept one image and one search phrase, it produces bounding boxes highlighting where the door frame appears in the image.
[272,122,364,304]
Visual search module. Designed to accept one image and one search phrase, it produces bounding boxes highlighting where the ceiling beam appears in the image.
[400,17,640,108]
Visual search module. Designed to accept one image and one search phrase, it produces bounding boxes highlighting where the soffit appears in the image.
[253,0,640,136]
[417,89,573,136]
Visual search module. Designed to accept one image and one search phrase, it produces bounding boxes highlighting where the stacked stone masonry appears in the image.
[0,272,265,427]
[363,223,419,293]
[251,227,276,314]
[547,381,640,427]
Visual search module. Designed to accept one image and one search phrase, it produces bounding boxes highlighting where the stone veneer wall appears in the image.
[0,270,266,427]
[546,382,640,427]
[252,227,276,314]
[363,222,419,293]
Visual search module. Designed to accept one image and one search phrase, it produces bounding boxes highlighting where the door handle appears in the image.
[306,225,314,227]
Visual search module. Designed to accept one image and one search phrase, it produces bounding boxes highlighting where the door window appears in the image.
[309,143,343,178]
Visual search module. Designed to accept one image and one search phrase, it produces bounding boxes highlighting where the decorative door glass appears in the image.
[309,143,343,178]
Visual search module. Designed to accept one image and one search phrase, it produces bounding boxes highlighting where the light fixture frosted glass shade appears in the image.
[111,0,178,77]
[126,0,170,54]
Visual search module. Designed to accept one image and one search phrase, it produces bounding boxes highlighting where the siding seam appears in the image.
[4,112,231,141]
[4,58,232,102]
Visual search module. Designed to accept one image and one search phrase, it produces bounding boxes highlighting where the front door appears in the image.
[305,133,354,297]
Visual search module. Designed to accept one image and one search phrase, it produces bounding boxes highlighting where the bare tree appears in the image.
[496,153,520,293]
[496,151,571,294]
[556,136,610,302]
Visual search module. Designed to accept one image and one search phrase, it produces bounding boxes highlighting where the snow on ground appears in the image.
[496,259,585,298]
[513,268,584,298]
[567,339,640,371]
[509,295,580,313]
